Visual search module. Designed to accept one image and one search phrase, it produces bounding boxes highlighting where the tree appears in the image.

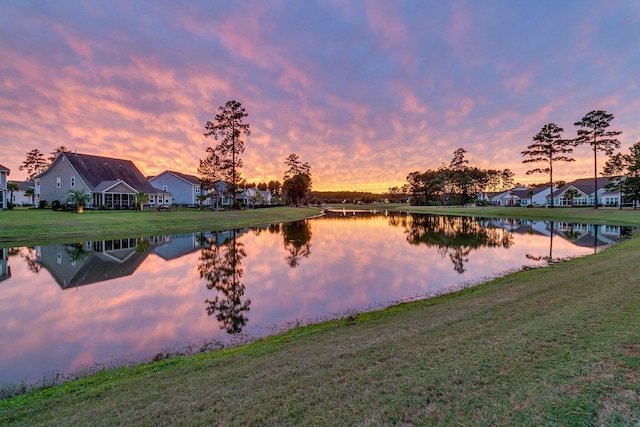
[282,153,312,206]
[564,188,580,207]
[574,110,622,209]
[198,147,224,210]
[135,192,149,211]
[522,123,574,208]
[19,149,48,180]
[25,187,35,206]
[603,153,626,209]
[7,182,19,206]
[267,180,281,197]
[449,148,472,205]
[67,189,91,212]
[48,146,70,163]
[203,100,250,209]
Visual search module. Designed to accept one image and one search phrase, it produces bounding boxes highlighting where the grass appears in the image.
[1,208,639,424]
[0,207,320,248]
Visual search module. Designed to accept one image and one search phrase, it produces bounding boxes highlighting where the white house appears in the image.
[238,187,272,206]
[8,180,35,206]
[149,170,202,207]
[492,186,552,207]
[547,177,620,207]
[0,164,9,210]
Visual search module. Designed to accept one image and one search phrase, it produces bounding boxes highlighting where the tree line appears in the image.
[403,148,515,206]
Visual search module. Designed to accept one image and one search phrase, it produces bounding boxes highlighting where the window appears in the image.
[195,186,200,194]
[70,177,75,187]
[162,185,168,192]
[56,177,61,188]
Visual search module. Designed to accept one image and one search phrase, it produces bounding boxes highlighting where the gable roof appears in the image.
[0,164,9,173]
[151,170,200,186]
[8,180,34,191]
[551,177,616,197]
[40,152,159,194]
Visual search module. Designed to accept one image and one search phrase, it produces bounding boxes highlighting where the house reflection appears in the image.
[36,238,153,289]
[487,218,634,247]
[0,247,10,282]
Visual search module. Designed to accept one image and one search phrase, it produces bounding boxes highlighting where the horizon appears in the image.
[1,1,639,192]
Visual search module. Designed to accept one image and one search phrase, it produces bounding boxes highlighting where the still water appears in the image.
[0,212,633,386]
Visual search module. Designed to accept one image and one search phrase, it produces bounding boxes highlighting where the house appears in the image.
[238,187,272,206]
[8,180,35,206]
[149,170,202,207]
[491,186,553,207]
[34,152,170,209]
[547,177,620,207]
[0,164,9,210]
[492,187,532,206]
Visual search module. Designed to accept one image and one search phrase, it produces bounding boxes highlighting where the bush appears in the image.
[7,202,15,210]
[38,200,47,209]
[51,200,61,211]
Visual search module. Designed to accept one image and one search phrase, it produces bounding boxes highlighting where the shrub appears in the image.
[51,200,61,211]
[38,200,47,209]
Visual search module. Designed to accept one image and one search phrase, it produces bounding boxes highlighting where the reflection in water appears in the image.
[282,220,313,268]
[391,214,514,273]
[198,230,251,334]
[37,238,151,289]
[0,213,635,388]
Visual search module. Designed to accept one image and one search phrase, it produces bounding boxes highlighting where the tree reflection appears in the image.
[397,215,514,273]
[526,221,555,262]
[282,220,312,268]
[198,230,251,334]
[20,247,41,273]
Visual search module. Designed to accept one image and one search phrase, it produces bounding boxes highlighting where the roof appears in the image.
[0,164,9,173]
[41,152,159,194]
[148,170,200,185]
[8,180,34,191]
[551,177,616,197]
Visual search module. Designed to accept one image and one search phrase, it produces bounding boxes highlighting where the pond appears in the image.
[0,212,634,388]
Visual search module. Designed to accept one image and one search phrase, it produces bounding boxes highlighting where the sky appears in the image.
[1,1,639,192]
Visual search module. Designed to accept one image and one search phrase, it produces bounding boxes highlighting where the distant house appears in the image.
[238,187,272,206]
[547,177,620,207]
[8,180,35,206]
[492,186,552,207]
[492,187,532,206]
[34,152,170,209]
[0,164,9,210]
[149,170,202,206]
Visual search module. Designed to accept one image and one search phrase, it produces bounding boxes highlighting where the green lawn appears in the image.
[0,207,320,248]
[1,205,639,425]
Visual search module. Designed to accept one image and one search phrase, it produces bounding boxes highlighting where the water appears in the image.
[0,213,633,387]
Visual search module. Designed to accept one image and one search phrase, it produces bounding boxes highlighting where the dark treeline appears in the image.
[309,191,389,204]
[404,148,514,206]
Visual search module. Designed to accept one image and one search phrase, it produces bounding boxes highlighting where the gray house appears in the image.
[149,170,202,206]
[34,152,170,209]
[0,164,9,210]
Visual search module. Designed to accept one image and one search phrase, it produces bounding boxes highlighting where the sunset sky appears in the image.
[1,1,639,192]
